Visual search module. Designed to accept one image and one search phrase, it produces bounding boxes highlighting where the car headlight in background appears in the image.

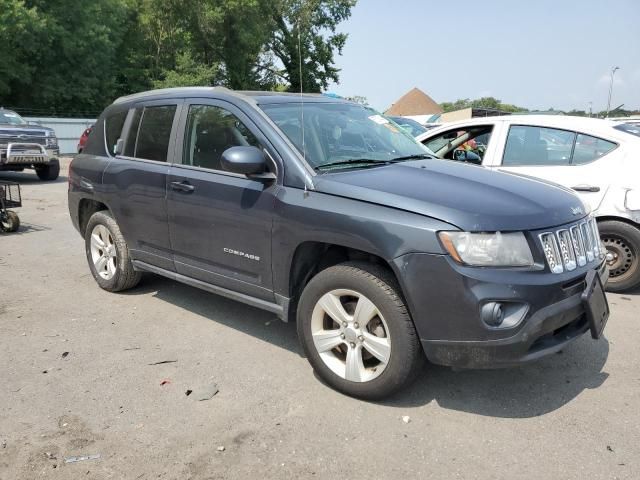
[45,130,58,148]
[439,231,534,267]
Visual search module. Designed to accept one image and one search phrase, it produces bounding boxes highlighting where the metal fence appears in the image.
[24,117,96,154]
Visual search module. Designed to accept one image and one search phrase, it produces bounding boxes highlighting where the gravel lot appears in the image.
[1,158,639,479]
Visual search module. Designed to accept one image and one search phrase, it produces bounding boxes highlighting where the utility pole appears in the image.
[606,66,620,118]
[588,101,592,118]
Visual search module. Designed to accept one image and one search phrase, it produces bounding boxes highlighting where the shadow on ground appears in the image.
[1,222,51,236]
[123,273,610,419]
[0,171,67,184]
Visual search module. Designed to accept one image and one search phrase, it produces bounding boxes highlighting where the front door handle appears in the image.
[170,181,195,193]
[572,185,600,193]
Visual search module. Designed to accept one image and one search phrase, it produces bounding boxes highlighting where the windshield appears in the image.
[261,102,432,170]
[0,109,28,126]
[387,116,428,137]
[614,122,640,138]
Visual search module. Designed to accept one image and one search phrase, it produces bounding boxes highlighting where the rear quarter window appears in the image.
[572,133,617,165]
[104,110,127,156]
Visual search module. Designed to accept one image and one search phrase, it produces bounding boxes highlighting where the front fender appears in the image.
[271,187,456,296]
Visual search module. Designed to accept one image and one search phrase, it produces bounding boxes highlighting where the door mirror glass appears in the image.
[221,146,267,175]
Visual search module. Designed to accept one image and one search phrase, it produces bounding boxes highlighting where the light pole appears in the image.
[606,66,620,118]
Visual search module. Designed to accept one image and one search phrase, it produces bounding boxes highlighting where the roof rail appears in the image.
[113,86,232,105]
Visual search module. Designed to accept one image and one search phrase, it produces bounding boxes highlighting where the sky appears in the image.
[328,0,640,113]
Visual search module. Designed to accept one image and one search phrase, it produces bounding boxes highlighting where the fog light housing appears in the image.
[480,301,528,329]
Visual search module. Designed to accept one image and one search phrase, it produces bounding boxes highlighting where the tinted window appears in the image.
[503,126,575,166]
[133,105,176,162]
[104,110,127,155]
[572,133,617,165]
[183,105,261,171]
[124,108,142,157]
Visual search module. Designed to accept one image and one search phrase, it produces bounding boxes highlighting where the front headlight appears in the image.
[45,134,58,148]
[439,231,534,267]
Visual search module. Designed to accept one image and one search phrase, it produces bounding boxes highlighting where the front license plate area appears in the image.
[581,270,610,339]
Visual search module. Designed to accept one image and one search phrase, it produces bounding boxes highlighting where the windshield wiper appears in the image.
[314,159,389,171]
[389,153,434,162]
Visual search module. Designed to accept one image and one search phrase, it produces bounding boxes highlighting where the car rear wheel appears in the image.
[85,210,141,292]
[297,262,424,399]
[599,220,640,292]
[35,159,60,181]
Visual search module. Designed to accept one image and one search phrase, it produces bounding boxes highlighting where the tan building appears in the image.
[385,88,443,121]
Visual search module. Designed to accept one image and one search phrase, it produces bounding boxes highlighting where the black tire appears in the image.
[297,262,424,400]
[1,211,20,232]
[599,220,640,292]
[85,210,141,292]
[35,159,60,181]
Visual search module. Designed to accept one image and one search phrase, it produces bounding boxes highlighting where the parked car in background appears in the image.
[418,115,640,292]
[69,88,609,399]
[386,115,429,137]
[77,124,94,153]
[0,108,60,180]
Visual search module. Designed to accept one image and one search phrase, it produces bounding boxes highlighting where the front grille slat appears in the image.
[539,216,602,274]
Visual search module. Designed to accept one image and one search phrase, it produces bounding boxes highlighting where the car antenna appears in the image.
[298,11,313,196]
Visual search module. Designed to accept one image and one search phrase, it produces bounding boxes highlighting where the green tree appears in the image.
[269,0,356,92]
[440,97,527,113]
[0,1,47,99]
[1,0,135,114]
[153,52,222,89]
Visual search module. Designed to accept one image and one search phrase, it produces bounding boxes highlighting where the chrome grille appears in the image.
[539,217,603,274]
[570,225,587,266]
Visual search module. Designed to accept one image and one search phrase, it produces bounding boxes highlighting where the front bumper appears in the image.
[393,253,608,369]
[0,144,58,165]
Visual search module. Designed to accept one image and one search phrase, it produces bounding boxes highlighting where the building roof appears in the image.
[385,87,443,116]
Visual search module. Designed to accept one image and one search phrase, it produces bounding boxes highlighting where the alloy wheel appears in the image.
[90,224,117,280]
[310,289,391,383]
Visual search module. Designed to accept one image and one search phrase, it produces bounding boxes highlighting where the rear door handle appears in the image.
[572,185,600,193]
[170,181,195,193]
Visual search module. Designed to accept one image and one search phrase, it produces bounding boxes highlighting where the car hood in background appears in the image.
[313,159,586,231]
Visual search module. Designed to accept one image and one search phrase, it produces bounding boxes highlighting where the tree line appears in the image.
[0,0,356,116]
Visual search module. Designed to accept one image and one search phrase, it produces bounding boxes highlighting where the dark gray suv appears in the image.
[68,87,610,399]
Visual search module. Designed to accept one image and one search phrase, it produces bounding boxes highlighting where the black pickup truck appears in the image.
[0,108,60,180]
[68,88,610,399]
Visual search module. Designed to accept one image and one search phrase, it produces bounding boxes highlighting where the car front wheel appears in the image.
[297,262,424,399]
[35,159,60,181]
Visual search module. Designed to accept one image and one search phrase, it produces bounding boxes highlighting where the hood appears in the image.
[0,124,52,136]
[313,159,587,231]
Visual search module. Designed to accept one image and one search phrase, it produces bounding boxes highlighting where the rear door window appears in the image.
[133,105,177,162]
[503,126,575,166]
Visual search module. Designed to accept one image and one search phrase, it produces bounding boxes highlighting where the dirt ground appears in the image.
[1,158,639,479]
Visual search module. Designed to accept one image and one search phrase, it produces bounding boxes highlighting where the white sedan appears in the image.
[417,115,640,292]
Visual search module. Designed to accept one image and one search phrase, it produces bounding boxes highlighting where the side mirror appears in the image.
[221,146,274,178]
[28,121,41,126]
[114,138,124,156]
